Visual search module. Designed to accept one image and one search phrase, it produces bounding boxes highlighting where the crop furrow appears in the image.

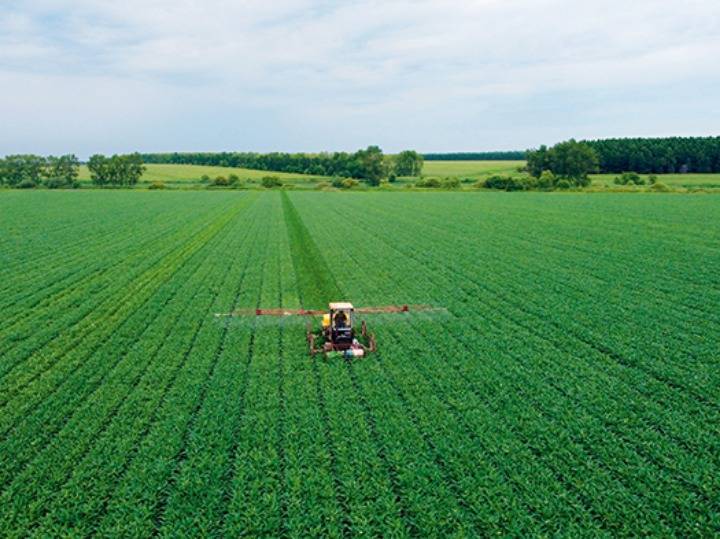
[329,199,720,430]
[0,202,255,534]
[0,200,226,331]
[27,203,254,536]
[0,199,240,373]
[0,199,245,411]
[150,207,268,536]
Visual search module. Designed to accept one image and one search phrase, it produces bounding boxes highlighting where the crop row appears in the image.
[338,196,720,459]
[0,195,254,459]
[327,194,720,422]
[0,195,238,332]
[0,196,266,536]
[291,191,720,536]
[0,199,239,372]
[2,191,717,536]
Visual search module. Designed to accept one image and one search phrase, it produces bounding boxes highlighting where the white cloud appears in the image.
[1,0,719,155]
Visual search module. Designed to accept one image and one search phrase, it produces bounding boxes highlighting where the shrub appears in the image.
[228,174,241,187]
[261,176,283,188]
[148,181,166,190]
[556,179,572,190]
[648,174,658,185]
[415,177,462,189]
[614,172,645,185]
[649,182,670,192]
[342,179,359,189]
[537,170,557,189]
[416,177,441,188]
[315,181,331,190]
[17,179,37,189]
[200,175,211,183]
[212,176,229,186]
[483,175,530,191]
[44,177,74,189]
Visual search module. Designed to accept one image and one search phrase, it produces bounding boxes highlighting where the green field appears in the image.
[73,161,720,191]
[1,191,719,536]
[591,173,720,190]
[78,163,331,186]
[422,161,720,190]
[420,160,526,178]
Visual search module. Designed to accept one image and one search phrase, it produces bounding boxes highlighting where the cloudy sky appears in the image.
[1,0,719,156]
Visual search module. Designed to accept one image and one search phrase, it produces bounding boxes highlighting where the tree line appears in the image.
[424,137,720,174]
[87,154,145,186]
[423,151,526,161]
[582,137,720,174]
[522,136,720,190]
[526,140,598,187]
[141,147,423,185]
[0,155,81,188]
[0,153,145,188]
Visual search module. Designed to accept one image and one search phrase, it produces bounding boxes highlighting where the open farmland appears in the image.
[590,173,720,190]
[1,190,719,536]
[420,160,526,179]
[77,163,331,187]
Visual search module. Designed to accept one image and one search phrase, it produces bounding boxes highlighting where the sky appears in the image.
[1,0,719,156]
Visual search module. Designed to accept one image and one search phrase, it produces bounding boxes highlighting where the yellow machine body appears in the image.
[322,313,331,328]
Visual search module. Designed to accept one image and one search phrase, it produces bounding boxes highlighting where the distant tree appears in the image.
[113,153,145,186]
[44,154,80,188]
[526,145,549,178]
[394,150,424,176]
[354,146,386,186]
[549,140,599,183]
[1,155,45,187]
[527,140,598,186]
[581,136,720,174]
[139,146,428,183]
[88,155,111,186]
[88,153,145,186]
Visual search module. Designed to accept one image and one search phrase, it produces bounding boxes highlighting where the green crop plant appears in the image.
[0,190,718,537]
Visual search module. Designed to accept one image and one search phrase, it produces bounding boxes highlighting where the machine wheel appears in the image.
[307,333,316,356]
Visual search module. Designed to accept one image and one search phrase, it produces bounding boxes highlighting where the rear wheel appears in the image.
[307,333,316,356]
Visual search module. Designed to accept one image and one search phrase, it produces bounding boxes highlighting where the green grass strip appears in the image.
[280,191,342,309]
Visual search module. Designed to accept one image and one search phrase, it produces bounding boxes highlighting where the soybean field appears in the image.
[1,190,719,537]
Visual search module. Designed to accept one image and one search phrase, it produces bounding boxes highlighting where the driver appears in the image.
[334,310,348,329]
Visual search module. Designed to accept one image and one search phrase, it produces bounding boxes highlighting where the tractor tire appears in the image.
[308,333,316,356]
